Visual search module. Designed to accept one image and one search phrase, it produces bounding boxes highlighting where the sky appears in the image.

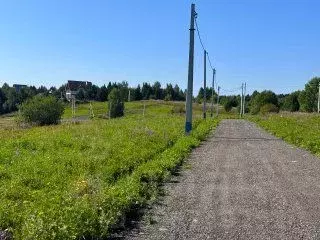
[0,0,319,95]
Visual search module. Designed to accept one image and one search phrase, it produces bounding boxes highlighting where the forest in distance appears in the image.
[0,76,320,116]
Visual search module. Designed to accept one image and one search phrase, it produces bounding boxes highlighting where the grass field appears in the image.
[62,100,206,119]
[250,113,320,156]
[0,101,220,239]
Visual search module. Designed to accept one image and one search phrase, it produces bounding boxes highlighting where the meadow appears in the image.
[250,113,320,156]
[0,101,219,239]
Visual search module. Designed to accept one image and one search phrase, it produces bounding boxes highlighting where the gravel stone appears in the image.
[125,119,320,240]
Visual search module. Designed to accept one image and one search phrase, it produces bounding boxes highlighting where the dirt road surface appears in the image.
[124,119,320,240]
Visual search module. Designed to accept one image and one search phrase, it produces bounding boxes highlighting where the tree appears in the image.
[260,103,279,115]
[282,91,300,112]
[298,77,320,112]
[118,81,129,102]
[76,88,86,100]
[152,81,162,100]
[134,84,142,100]
[3,88,19,113]
[37,85,48,95]
[164,84,174,101]
[141,83,152,100]
[108,88,124,118]
[196,87,212,102]
[19,95,64,125]
[87,85,99,100]
[223,96,238,112]
[97,85,108,101]
[249,90,278,114]
[0,88,6,114]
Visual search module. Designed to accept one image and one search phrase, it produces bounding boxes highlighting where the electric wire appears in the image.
[194,17,214,71]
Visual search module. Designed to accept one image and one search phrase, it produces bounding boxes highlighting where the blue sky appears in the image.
[0,0,319,95]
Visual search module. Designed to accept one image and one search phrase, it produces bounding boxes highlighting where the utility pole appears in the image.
[143,102,146,116]
[240,83,243,117]
[243,82,246,116]
[216,86,220,116]
[210,68,216,117]
[71,96,76,119]
[89,102,94,118]
[318,81,320,113]
[185,3,196,134]
[128,89,131,102]
[203,50,207,119]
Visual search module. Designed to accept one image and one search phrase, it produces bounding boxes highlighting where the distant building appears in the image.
[67,80,92,91]
[13,84,27,92]
[65,80,92,100]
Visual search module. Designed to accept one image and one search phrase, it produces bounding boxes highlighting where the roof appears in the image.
[67,80,92,91]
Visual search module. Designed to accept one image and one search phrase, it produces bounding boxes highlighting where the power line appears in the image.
[194,18,206,52]
[207,55,214,71]
[220,86,242,93]
[194,17,214,71]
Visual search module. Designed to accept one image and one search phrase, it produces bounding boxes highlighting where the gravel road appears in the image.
[124,119,320,240]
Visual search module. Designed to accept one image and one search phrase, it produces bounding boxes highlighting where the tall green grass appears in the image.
[249,114,320,156]
[0,102,219,239]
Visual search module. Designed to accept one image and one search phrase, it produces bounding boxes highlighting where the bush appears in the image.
[223,96,238,113]
[19,95,64,125]
[108,88,124,118]
[282,92,300,112]
[249,90,278,114]
[260,103,279,115]
[171,105,186,114]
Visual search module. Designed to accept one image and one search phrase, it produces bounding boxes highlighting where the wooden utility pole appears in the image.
[185,3,196,134]
[240,83,243,117]
[210,68,216,117]
[71,96,76,119]
[143,102,146,116]
[216,86,220,116]
[243,82,246,116]
[318,81,320,113]
[203,50,207,119]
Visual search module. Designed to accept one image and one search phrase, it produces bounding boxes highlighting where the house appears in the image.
[65,80,92,100]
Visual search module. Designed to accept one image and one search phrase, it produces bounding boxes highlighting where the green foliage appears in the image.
[108,88,124,118]
[251,114,320,156]
[0,102,219,239]
[282,91,300,112]
[224,97,237,112]
[171,105,186,114]
[249,90,278,114]
[298,77,320,112]
[0,89,6,114]
[76,88,86,100]
[260,103,279,114]
[19,95,64,125]
[196,87,215,103]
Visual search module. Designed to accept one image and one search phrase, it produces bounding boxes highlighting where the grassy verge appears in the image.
[249,113,320,156]
[0,102,219,239]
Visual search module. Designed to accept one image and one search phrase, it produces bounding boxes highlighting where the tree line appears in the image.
[0,76,319,116]
[0,81,187,115]
[220,77,320,114]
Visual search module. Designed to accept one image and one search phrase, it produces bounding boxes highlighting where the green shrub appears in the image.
[171,105,185,114]
[19,95,64,125]
[249,90,278,114]
[224,101,233,112]
[108,88,124,118]
[260,103,279,115]
[223,97,237,112]
[282,91,300,112]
